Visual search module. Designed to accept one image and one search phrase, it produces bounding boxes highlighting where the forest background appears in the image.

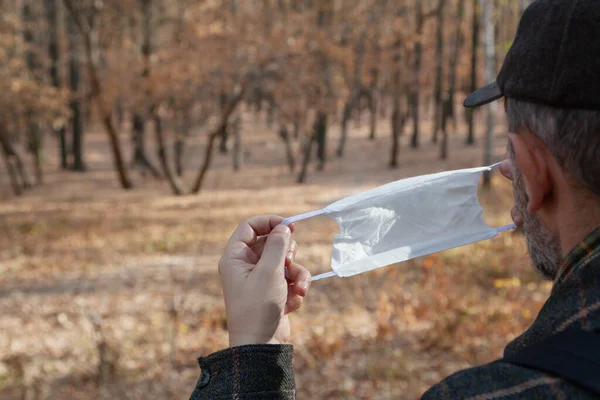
[0,1,543,399]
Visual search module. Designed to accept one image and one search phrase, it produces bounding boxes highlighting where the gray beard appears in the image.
[510,151,563,280]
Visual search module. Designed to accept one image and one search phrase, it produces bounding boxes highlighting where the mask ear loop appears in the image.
[497,223,517,233]
[282,209,326,226]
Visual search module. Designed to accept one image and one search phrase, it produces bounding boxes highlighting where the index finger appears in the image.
[228,215,295,248]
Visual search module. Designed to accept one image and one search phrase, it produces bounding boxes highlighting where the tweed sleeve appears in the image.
[190,345,296,400]
[420,361,598,399]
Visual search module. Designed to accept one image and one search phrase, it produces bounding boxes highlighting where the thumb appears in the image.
[256,224,290,277]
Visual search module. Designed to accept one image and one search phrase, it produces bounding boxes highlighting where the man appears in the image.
[191,0,600,398]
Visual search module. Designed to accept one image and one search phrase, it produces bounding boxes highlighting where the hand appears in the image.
[499,155,524,227]
[218,215,311,347]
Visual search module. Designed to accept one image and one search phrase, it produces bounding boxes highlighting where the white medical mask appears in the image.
[283,163,515,281]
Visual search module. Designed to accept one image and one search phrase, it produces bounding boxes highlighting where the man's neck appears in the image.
[558,202,600,256]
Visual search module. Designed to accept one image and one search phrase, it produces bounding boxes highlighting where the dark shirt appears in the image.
[191,227,600,399]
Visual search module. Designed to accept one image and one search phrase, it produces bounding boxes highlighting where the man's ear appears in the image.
[508,132,551,212]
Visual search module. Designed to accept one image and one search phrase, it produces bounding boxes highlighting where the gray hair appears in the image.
[506,98,600,197]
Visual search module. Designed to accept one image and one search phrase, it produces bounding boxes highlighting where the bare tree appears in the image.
[410,1,436,149]
[337,33,366,158]
[0,128,32,195]
[67,12,86,172]
[153,109,185,195]
[129,0,162,179]
[390,38,408,168]
[368,33,381,141]
[297,121,316,184]
[22,1,43,184]
[431,0,446,145]
[482,0,495,186]
[63,0,133,188]
[466,0,480,145]
[231,115,242,171]
[191,84,247,194]
[46,0,69,170]
[440,0,467,159]
[278,123,296,172]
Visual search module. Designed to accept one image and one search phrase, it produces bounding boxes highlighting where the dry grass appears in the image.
[0,107,550,399]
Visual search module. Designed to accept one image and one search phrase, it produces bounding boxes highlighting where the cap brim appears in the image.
[463,81,503,108]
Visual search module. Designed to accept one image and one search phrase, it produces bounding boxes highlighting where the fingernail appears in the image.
[300,280,309,289]
[273,224,290,235]
[286,250,294,263]
[515,215,523,225]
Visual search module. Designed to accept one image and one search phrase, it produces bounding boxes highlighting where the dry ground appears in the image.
[0,106,551,399]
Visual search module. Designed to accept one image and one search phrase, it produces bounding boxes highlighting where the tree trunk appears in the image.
[1,150,22,196]
[174,135,185,176]
[315,112,327,171]
[231,117,242,171]
[99,112,133,188]
[22,2,37,73]
[390,39,406,168]
[22,2,43,184]
[411,0,424,149]
[219,128,229,154]
[0,129,32,192]
[444,0,466,130]
[297,132,315,184]
[191,86,246,194]
[174,106,190,176]
[131,114,161,178]
[64,0,133,188]
[466,0,480,145]
[27,123,43,184]
[432,0,446,144]
[368,95,377,141]
[440,100,450,159]
[131,0,162,179]
[337,34,366,157]
[59,125,68,169]
[368,33,381,141]
[390,107,407,168]
[482,0,495,186]
[278,124,296,172]
[368,66,379,140]
[152,110,185,195]
[266,95,275,129]
[69,31,86,172]
[293,109,301,139]
[337,100,353,158]
[0,132,23,196]
[46,0,69,170]
[66,10,86,171]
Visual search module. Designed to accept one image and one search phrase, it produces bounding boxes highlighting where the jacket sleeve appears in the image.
[420,361,596,399]
[190,344,296,400]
